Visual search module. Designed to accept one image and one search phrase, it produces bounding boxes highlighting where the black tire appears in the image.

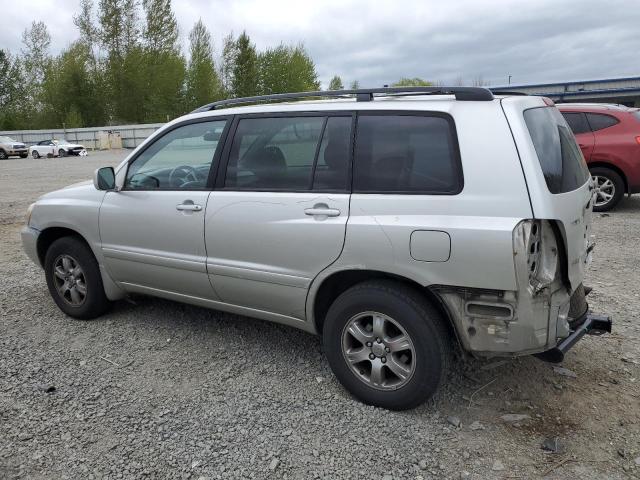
[32,150,40,159]
[44,236,111,319]
[323,280,450,410]
[0,149,7,159]
[20,154,28,158]
[590,167,625,212]
[58,148,67,157]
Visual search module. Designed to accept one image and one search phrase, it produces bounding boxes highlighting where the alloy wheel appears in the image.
[52,254,87,306]
[341,311,416,390]
[592,175,615,208]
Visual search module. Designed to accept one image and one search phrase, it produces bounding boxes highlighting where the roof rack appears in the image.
[191,86,494,113]
[489,90,529,96]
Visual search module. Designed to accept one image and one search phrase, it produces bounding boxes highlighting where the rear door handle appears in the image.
[304,207,341,217]
[176,202,202,212]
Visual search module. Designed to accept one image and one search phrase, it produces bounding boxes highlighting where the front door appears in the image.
[100,119,228,299]
[205,114,353,320]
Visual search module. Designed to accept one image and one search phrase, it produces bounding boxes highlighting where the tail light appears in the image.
[513,220,559,294]
[635,136,640,145]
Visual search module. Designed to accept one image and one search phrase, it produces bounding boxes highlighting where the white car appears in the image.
[29,139,87,158]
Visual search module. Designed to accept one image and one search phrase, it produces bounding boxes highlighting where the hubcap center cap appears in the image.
[371,343,386,357]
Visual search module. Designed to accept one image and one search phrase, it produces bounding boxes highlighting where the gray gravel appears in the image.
[1,151,639,479]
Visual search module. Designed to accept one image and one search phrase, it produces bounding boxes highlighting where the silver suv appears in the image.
[21,87,612,410]
[0,135,28,159]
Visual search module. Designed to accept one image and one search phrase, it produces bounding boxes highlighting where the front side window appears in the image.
[224,116,351,191]
[561,112,591,135]
[126,120,226,190]
[354,114,461,194]
[585,113,619,132]
[524,107,590,194]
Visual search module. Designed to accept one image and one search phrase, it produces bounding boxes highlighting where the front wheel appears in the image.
[20,154,28,158]
[58,148,67,157]
[32,150,40,159]
[0,149,7,159]
[323,280,450,410]
[591,167,624,212]
[44,236,111,319]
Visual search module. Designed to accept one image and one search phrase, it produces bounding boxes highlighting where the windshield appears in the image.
[0,136,17,143]
[54,138,70,144]
[524,106,590,194]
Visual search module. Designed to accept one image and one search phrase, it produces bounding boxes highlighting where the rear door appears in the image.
[204,113,352,320]
[503,98,592,291]
[561,111,594,160]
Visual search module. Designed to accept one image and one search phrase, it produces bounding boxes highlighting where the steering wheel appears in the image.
[169,165,204,188]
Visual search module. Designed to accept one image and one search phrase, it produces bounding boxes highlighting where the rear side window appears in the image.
[524,107,590,194]
[586,113,619,131]
[224,116,351,191]
[562,112,591,134]
[354,114,462,194]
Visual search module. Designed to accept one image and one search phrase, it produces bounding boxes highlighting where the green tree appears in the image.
[391,77,433,87]
[141,0,185,122]
[220,32,237,96]
[186,19,223,110]
[20,21,52,127]
[349,80,360,89]
[328,75,343,90]
[258,43,319,95]
[231,31,258,98]
[0,50,26,129]
[40,42,107,128]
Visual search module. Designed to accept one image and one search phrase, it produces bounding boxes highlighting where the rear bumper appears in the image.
[534,311,612,363]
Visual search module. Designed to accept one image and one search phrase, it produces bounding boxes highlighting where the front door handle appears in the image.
[176,202,202,212]
[304,204,341,217]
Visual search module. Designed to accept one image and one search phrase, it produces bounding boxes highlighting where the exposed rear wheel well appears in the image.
[589,162,628,193]
[37,227,91,267]
[312,270,457,342]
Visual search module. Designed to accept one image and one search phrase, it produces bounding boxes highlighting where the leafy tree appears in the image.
[98,0,138,59]
[258,43,319,95]
[186,19,223,110]
[328,75,343,90]
[20,21,51,127]
[220,32,237,96]
[0,50,25,129]
[391,77,433,87]
[231,31,258,98]
[40,42,107,127]
[141,0,185,122]
[349,80,360,89]
[142,0,178,53]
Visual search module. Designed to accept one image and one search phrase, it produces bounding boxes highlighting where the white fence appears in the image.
[0,123,165,150]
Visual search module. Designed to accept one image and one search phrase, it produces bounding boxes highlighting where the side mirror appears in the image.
[93,166,116,190]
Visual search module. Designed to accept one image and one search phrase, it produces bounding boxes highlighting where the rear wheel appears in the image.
[44,236,111,319]
[20,154,28,158]
[323,280,450,410]
[591,167,624,212]
[0,149,7,159]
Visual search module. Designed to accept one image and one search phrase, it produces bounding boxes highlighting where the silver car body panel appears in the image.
[23,94,595,354]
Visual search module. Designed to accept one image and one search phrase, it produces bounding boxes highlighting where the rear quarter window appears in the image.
[524,106,590,194]
[585,113,619,131]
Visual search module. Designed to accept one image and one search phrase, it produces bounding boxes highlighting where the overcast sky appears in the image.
[1,0,639,88]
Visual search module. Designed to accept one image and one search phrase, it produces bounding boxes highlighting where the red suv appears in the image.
[558,103,640,211]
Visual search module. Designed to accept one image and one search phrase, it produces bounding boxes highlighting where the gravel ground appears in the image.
[1,151,639,479]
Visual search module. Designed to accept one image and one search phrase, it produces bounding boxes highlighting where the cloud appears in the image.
[1,0,639,88]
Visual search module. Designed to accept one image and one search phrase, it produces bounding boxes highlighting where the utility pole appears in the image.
[508,75,512,85]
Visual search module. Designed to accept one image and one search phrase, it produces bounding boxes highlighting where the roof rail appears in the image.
[191,86,494,113]
[489,90,529,96]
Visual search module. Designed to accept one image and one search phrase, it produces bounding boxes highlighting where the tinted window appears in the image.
[354,115,461,193]
[225,116,351,191]
[586,113,619,131]
[562,112,591,134]
[312,116,351,191]
[126,120,226,190]
[524,107,590,194]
